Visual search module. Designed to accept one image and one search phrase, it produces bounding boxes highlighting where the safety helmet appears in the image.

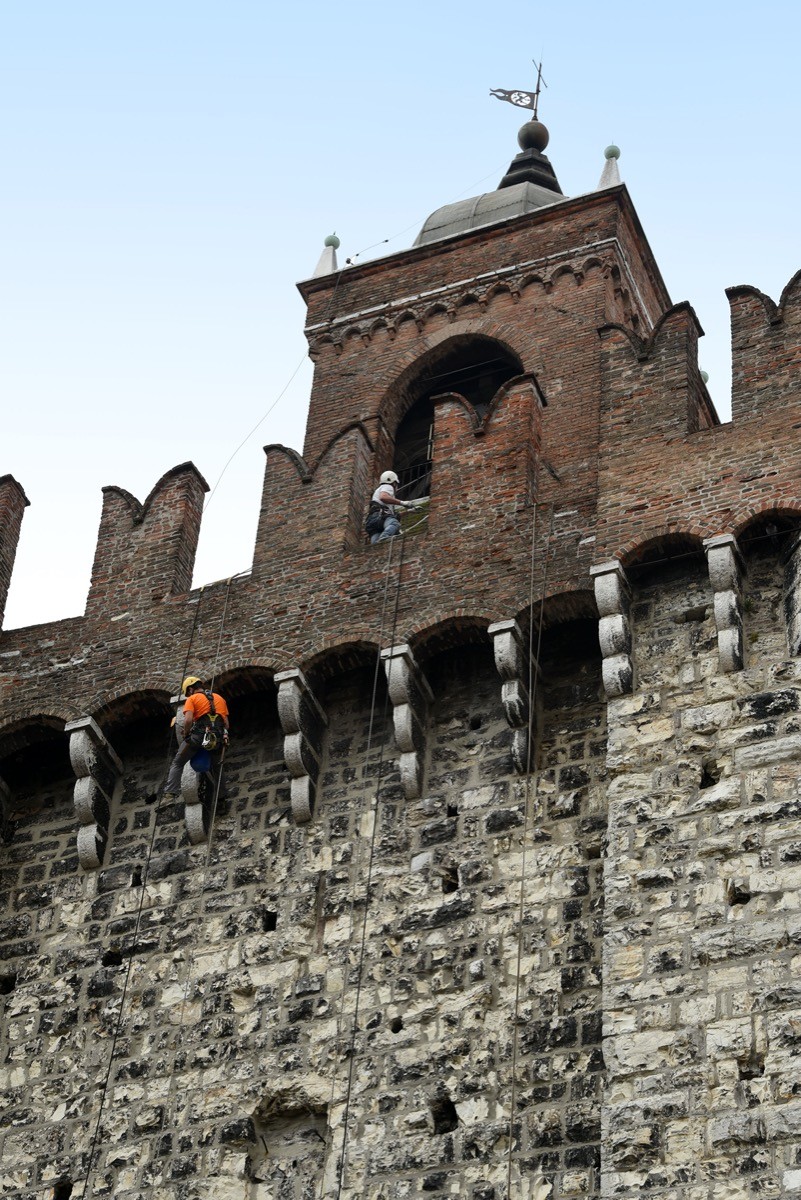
[380,470,399,485]
[181,675,203,696]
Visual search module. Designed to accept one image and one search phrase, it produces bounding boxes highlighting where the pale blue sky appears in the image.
[3,0,799,628]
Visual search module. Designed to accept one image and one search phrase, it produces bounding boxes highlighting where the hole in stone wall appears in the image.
[131,865,143,886]
[469,714,482,730]
[261,909,278,933]
[0,972,17,995]
[430,1092,459,1135]
[726,878,751,906]
[247,1102,328,1195]
[389,1016,404,1033]
[102,949,123,967]
[145,792,158,805]
[738,1052,765,1080]
[441,865,459,894]
[446,804,459,819]
[699,760,721,789]
[53,1182,73,1200]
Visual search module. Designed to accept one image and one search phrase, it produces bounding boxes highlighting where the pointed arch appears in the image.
[378,332,526,498]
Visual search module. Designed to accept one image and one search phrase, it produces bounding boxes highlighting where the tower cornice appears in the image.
[297,185,672,322]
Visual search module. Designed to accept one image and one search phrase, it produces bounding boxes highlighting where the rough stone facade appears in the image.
[2,130,801,1199]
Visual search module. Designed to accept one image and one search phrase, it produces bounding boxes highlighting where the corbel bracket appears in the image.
[704,534,744,673]
[276,669,328,824]
[65,716,123,870]
[489,619,538,772]
[380,644,433,799]
[591,560,633,696]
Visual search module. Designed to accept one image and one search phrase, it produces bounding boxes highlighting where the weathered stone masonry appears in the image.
[2,124,801,1199]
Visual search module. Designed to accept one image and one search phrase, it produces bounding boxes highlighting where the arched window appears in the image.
[393,337,522,498]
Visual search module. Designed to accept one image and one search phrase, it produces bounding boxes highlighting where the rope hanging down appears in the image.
[316,533,406,1200]
[80,585,207,1197]
[155,575,235,1154]
[504,502,554,1199]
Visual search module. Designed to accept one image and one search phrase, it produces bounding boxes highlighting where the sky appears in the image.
[2,0,800,630]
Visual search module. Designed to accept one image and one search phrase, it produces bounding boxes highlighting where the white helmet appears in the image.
[380,470,399,485]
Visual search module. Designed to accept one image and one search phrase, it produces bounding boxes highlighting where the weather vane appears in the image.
[490,60,547,119]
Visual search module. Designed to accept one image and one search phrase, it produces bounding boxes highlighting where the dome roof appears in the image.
[414,179,565,248]
[414,118,567,248]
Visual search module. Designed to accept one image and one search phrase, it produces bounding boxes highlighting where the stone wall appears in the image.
[603,539,801,1200]
[0,630,612,1199]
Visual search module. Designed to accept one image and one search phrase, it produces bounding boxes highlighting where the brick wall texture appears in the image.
[1,176,801,1199]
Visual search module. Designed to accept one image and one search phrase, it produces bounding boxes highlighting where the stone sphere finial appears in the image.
[324,233,341,249]
[700,370,709,384]
[604,144,621,161]
[518,119,550,153]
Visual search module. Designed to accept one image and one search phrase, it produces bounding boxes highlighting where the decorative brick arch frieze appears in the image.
[305,254,616,359]
[609,526,707,572]
[212,660,280,695]
[66,715,123,870]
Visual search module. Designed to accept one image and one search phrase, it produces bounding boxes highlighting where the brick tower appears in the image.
[2,109,801,1200]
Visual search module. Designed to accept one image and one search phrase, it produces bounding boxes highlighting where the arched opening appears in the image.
[393,337,523,498]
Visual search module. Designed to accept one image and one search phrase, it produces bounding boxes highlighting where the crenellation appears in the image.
[727,272,801,422]
[86,463,208,615]
[0,475,29,631]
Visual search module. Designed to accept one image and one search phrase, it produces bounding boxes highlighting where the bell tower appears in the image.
[291,111,677,579]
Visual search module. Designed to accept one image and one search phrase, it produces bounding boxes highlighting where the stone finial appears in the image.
[598,144,621,189]
[66,716,123,870]
[381,645,433,799]
[312,233,340,278]
[591,561,633,696]
[489,618,538,772]
[276,669,328,823]
[704,534,744,673]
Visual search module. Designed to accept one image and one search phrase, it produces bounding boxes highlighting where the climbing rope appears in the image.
[315,532,406,1200]
[80,585,207,1196]
[504,502,554,1199]
[154,574,236,1154]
